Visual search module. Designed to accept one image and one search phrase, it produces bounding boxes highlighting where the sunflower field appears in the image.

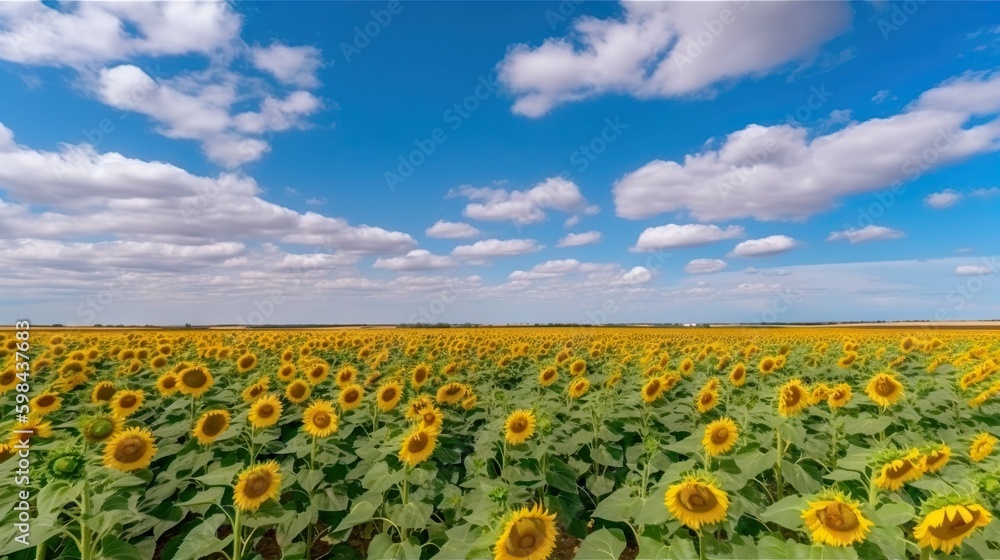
[0,327,999,560]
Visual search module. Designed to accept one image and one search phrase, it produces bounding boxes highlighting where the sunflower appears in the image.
[9,415,52,446]
[236,353,258,373]
[302,400,339,438]
[922,444,951,473]
[193,410,231,445]
[436,382,466,405]
[285,379,312,404]
[913,500,992,554]
[377,381,404,412]
[865,372,904,408]
[305,361,330,385]
[178,366,213,398]
[339,383,365,412]
[810,383,831,404]
[568,378,590,400]
[702,418,738,457]
[505,410,537,445]
[642,377,665,403]
[411,364,431,390]
[874,449,925,491]
[462,394,478,410]
[277,363,297,383]
[110,389,144,418]
[696,388,719,414]
[758,356,776,375]
[493,503,557,560]
[91,381,118,403]
[801,491,874,547]
[334,365,357,388]
[828,383,852,408]
[417,405,445,432]
[233,461,282,512]
[538,366,558,387]
[102,427,156,472]
[970,432,998,462]
[82,414,123,443]
[665,475,729,530]
[248,395,283,428]
[242,378,270,403]
[399,426,438,467]
[405,395,434,420]
[778,379,810,417]
[30,391,62,415]
[569,359,586,376]
[0,443,12,463]
[155,373,179,396]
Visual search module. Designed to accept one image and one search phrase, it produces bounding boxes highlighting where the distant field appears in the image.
[1,327,998,559]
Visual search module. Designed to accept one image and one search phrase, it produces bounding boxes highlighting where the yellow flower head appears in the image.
[778,379,810,417]
[665,474,729,530]
[233,461,282,512]
[399,426,438,467]
[538,366,558,387]
[103,426,156,472]
[285,379,312,404]
[339,383,365,412]
[865,372,904,408]
[827,383,852,408]
[505,410,536,445]
[970,432,998,463]
[493,503,557,560]
[702,417,739,457]
[302,400,339,439]
[377,381,404,412]
[874,449,925,491]
[914,500,992,554]
[110,389,145,418]
[249,394,283,428]
[178,366,213,398]
[193,410,231,445]
[568,378,590,400]
[696,388,719,414]
[802,491,874,547]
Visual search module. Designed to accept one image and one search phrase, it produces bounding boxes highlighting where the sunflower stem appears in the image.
[919,546,931,560]
[401,466,410,542]
[829,409,839,471]
[698,530,707,560]
[774,428,784,501]
[35,542,46,560]
[232,507,243,560]
[306,437,317,560]
[189,395,197,432]
[867,472,879,507]
[79,471,93,560]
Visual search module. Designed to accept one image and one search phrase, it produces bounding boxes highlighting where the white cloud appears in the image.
[0,2,242,67]
[451,239,543,259]
[924,189,962,209]
[971,187,1000,198]
[632,224,744,252]
[251,42,322,88]
[96,65,321,167]
[613,71,1000,222]
[955,265,993,276]
[373,250,457,271]
[425,220,481,239]
[451,177,595,225]
[729,235,797,257]
[557,231,602,248]
[620,266,652,284]
[827,225,905,244]
[497,2,852,117]
[685,258,728,274]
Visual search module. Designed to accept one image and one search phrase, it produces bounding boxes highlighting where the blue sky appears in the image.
[1,1,1000,325]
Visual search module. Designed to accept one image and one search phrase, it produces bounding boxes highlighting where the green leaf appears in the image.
[591,487,639,524]
[637,536,670,560]
[867,525,907,560]
[193,462,243,487]
[172,513,232,560]
[782,461,821,495]
[874,501,914,526]
[395,501,433,531]
[842,414,893,436]
[574,528,626,560]
[97,535,146,560]
[759,495,807,531]
[734,448,777,482]
[838,446,869,473]
[335,501,377,533]
[666,536,699,560]
[176,486,224,508]
[634,493,670,526]
[545,457,580,495]
[823,469,861,482]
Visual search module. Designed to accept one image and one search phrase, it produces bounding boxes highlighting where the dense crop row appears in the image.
[0,327,998,559]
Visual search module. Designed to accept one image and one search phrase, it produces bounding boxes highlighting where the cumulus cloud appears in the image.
[556,231,602,247]
[684,258,728,274]
[827,225,905,244]
[251,42,322,88]
[729,235,798,257]
[613,71,1000,222]
[373,250,457,271]
[425,220,480,239]
[450,177,596,225]
[955,265,993,276]
[451,238,543,259]
[498,2,852,117]
[632,224,744,252]
[924,189,962,209]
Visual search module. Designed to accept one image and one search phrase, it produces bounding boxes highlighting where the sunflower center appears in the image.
[819,502,860,532]
[511,419,528,433]
[120,395,138,408]
[407,432,429,453]
[711,427,730,445]
[345,390,359,403]
[312,412,331,429]
[258,404,275,418]
[875,378,895,396]
[37,395,56,407]
[88,419,114,440]
[679,484,719,513]
[1,371,16,385]
[240,357,254,369]
[423,412,436,424]
[782,388,801,407]
[244,473,273,499]
[203,414,226,436]
[543,371,555,380]
[381,388,397,401]
[507,520,544,554]
[885,460,913,479]
[310,367,324,379]
[700,392,714,405]
[927,508,981,540]
[832,390,845,401]
[183,368,208,388]
[290,384,306,398]
[518,534,537,549]
[645,381,661,396]
[115,437,147,464]
[446,386,462,396]
[162,377,177,389]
